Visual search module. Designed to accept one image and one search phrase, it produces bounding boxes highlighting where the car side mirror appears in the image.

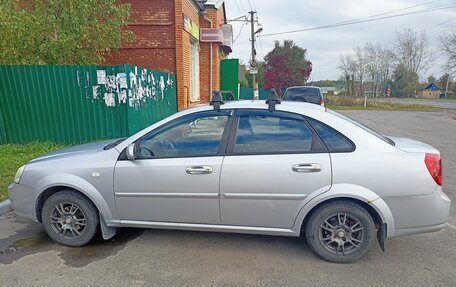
[126,143,137,160]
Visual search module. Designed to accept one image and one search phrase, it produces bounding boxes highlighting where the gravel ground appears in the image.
[1,110,455,287]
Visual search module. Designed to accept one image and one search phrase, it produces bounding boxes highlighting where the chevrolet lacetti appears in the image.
[9,93,451,263]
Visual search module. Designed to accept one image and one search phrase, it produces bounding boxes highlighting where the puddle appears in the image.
[0,217,143,267]
[58,228,143,267]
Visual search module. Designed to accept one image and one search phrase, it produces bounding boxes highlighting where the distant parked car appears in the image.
[283,86,326,106]
[9,95,450,263]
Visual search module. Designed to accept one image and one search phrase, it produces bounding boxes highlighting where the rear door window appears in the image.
[232,110,325,155]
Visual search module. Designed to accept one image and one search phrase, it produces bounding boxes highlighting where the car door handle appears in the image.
[292,163,322,173]
[186,166,213,175]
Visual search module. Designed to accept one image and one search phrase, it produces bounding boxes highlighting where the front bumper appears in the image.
[384,188,451,238]
[8,182,39,221]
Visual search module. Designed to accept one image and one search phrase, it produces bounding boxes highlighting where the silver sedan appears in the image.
[9,97,451,263]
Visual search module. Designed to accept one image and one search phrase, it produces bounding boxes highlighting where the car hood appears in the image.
[29,139,121,163]
[388,136,439,154]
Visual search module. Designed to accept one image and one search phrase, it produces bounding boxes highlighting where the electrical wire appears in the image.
[238,0,246,13]
[328,0,445,26]
[232,0,243,15]
[252,0,258,12]
[258,36,265,61]
[260,4,456,37]
[247,0,253,11]
[233,22,248,43]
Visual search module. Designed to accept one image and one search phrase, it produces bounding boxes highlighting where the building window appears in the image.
[189,39,200,102]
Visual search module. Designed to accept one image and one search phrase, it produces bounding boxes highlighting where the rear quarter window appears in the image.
[307,118,355,152]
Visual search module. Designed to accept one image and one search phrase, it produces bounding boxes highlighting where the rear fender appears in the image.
[292,184,395,237]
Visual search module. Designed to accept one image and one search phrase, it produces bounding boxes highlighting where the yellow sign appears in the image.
[190,22,200,40]
[183,14,199,40]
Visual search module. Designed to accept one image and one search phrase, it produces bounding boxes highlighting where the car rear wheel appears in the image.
[41,190,99,246]
[305,200,375,263]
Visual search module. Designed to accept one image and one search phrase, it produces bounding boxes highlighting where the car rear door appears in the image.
[114,110,233,224]
[219,109,332,228]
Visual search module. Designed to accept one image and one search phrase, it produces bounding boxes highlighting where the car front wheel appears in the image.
[305,200,375,263]
[41,190,99,246]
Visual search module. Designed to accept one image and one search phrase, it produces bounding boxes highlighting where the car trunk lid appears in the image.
[388,136,439,154]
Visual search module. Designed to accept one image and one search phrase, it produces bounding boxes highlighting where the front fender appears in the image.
[291,184,395,237]
[36,173,116,222]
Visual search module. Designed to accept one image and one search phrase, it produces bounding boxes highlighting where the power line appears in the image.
[247,0,253,11]
[233,22,248,43]
[251,0,258,12]
[232,0,243,15]
[238,0,245,13]
[332,0,445,26]
[258,36,265,61]
[260,4,456,37]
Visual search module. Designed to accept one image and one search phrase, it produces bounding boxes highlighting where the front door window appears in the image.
[137,110,231,159]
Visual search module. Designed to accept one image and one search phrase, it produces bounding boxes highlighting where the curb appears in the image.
[0,199,12,214]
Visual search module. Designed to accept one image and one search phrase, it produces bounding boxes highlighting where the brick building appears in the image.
[104,0,232,110]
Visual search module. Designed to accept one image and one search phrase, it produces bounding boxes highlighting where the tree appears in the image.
[392,64,418,98]
[440,30,456,73]
[427,75,437,84]
[393,28,432,96]
[263,40,312,95]
[0,0,134,65]
[377,47,394,96]
[353,46,367,96]
[338,54,356,95]
[365,43,383,97]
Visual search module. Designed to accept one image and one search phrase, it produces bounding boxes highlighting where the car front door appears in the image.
[114,110,233,224]
[220,109,332,228]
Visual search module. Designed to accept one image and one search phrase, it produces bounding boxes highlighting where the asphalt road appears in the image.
[1,110,456,287]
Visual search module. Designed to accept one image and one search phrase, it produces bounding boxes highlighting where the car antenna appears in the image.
[265,88,281,112]
[210,90,224,111]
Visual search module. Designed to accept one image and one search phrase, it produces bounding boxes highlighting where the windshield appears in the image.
[327,109,395,146]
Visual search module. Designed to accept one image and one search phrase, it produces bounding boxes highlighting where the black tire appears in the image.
[41,190,99,247]
[305,200,375,263]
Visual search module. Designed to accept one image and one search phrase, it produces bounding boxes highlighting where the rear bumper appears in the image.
[384,188,451,238]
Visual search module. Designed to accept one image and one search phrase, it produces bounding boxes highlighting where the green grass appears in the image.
[0,142,65,201]
[327,96,440,111]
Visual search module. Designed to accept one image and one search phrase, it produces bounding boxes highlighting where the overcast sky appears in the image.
[224,0,456,81]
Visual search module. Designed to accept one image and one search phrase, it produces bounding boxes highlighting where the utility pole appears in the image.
[249,11,258,100]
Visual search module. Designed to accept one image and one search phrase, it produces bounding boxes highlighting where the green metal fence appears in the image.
[0,65,177,144]
[239,87,288,100]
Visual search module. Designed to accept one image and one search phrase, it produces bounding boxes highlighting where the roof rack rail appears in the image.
[265,88,281,112]
[210,90,224,111]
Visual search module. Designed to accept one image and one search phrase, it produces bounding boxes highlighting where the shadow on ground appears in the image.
[0,213,143,267]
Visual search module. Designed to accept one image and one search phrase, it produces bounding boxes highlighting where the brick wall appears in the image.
[176,0,201,110]
[104,0,176,73]
[199,5,226,104]
[104,0,227,111]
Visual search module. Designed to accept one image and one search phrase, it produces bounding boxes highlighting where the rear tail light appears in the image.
[424,153,442,186]
[320,99,325,106]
